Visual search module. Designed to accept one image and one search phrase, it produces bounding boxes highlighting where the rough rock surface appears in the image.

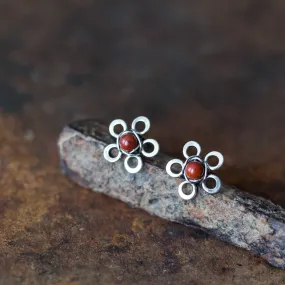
[59,119,285,269]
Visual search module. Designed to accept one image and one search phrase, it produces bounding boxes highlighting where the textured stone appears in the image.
[58,119,285,269]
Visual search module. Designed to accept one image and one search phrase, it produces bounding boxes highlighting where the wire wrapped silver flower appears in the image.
[104,116,159,173]
[166,141,224,200]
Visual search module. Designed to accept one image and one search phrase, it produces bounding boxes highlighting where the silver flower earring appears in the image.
[166,141,224,200]
[104,116,159,173]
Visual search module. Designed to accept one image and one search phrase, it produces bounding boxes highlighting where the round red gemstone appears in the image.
[119,133,138,152]
[185,161,204,180]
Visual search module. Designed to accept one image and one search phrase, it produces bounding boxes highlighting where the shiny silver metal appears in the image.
[103,143,122,163]
[104,116,159,173]
[124,156,143,174]
[178,181,197,200]
[166,141,224,200]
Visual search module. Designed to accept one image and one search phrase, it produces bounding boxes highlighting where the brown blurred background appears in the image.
[0,0,285,284]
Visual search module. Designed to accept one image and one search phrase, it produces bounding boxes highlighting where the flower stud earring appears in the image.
[166,141,224,200]
[104,116,159,173]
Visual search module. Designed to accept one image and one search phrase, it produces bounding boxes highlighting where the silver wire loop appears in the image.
[183,141,201,158]
[124,156,143,173]
[178,181,197,200]
[166,159,184,178]
[131,116,150,135]
[202,174,221,194]
[142,139,159,158]
[104,144,122,163]
[204,151,224,171]
[109,119,127,138]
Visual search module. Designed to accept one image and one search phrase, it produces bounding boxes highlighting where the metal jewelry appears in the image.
[166,141,224,200]
[104,116,159,173]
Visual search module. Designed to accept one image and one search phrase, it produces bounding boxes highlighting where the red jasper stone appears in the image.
[185,161,204,180]
[119,133,138,152]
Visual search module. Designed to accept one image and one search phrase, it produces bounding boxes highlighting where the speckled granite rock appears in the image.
[58,119,285,269]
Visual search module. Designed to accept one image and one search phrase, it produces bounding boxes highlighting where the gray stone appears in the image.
[58,119,285,269]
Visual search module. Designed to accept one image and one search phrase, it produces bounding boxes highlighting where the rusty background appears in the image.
[0,0,285,284]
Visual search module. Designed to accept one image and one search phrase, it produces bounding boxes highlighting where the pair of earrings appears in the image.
[104,116,224,200]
